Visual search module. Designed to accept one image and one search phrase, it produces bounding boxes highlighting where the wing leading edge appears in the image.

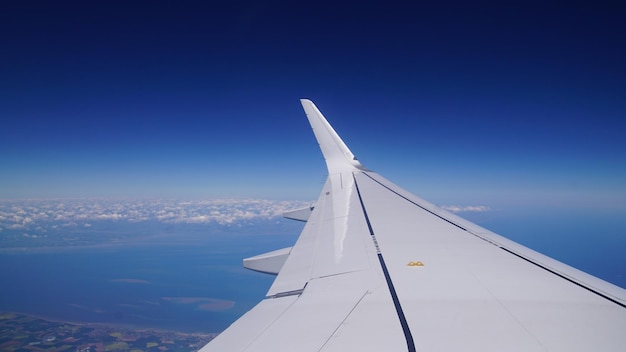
[200,100,626,352]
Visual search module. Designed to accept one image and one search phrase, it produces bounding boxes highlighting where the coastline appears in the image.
[0,311,217,352]
[10,310,220,337]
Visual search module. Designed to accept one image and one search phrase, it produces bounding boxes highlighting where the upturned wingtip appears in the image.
[300,99,366,173]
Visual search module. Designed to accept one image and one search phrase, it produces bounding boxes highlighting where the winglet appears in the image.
[301,99,367,173]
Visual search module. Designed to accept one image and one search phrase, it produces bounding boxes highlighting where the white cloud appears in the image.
[441,205,491,213]
[0,198,311,231]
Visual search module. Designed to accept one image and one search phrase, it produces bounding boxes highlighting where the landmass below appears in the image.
[0,312,215,352]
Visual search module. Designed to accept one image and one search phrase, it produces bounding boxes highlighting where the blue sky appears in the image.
[1,1,624,211]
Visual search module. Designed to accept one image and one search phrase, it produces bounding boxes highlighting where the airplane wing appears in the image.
[200,99,626,351]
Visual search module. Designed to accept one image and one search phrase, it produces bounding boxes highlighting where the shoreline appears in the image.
[3,310,220,338]
[1,310,217,352]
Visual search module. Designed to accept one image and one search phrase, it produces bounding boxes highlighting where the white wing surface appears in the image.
[200,99,626,352]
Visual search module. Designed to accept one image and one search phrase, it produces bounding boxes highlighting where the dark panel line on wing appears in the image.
[267,288,305,299]
[501,248,626,309]
[362,172,626,309]
[361,172,498,247]
[353,174,417,352]
[361,172,470,232]
[318,291,370,351]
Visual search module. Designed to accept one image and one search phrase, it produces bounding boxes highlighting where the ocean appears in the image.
[0,207,624,335]
[0,220,302,333]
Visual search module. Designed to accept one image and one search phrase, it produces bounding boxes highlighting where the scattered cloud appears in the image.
[441,205,491,213]
[0,199,311,232]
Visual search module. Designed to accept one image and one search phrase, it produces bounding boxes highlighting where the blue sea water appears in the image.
[0,209,624,335]
[0,221,302,333]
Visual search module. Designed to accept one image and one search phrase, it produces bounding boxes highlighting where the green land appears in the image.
[0,312,216,352]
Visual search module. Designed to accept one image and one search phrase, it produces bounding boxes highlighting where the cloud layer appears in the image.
[0,199,492,238]
[440,205,491,213]
[0,198,311,232]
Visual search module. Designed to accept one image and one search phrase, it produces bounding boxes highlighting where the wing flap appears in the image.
[199,295,298,352]
[202,271,396,352]
[246,273,370,352]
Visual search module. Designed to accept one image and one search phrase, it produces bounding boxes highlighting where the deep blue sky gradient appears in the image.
[1,1,625,209]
